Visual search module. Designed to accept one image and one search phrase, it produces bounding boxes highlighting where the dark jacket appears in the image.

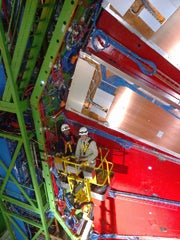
[56,133,76,156]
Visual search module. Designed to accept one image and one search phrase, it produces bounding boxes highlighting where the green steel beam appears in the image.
[8,216,29,240]
[0,140,23,194]
[0,200,15,240]
[30,0,79,155]
[31,218,54,240]
[8,0,24,49]
[0,133,22,141]
[32,227,45,240]
[0,160,38,209]
[6,0,19,41]
[3,0,39,102]
[0,209,6,236]
[19,99,29,112]
[7,211,53,237]
[0,101,17,113]
[1,195,39,214]
[0,99,28,112]
[42,162,56,211]
[42,161,75,240]
[19,0,57,95]
[0,21,50,239]
[6,211,43,228]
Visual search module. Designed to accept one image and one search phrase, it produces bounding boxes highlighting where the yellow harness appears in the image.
[61,135,75,155]
[82,139,92,155]
[65,142,72,154]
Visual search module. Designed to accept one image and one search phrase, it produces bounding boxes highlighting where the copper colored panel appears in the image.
[107,87,180,156]
[151,7,180,69]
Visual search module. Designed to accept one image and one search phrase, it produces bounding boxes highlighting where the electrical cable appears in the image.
[109,189,180,208]
[89,232,137,239]
[91,1,156,76]
[91,29,157,76]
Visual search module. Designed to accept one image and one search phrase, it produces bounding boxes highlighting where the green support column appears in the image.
[0,1,79,239]
[19,0,57,95]
[0,20,50,239]
[30,0,79,155]
[0,159,38,209]
[30,1,79,238]
[3,1,39,102]
[8,217,29,240]
[0,200,15,240]
[0,209,6,237]
[1,0,96,239]
[0,101,18,112]
[42,162,75,240]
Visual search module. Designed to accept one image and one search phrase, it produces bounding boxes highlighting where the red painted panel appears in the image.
[111,148,180,201]
[93,197,180,238]
[86,10,180,105]
[65,110,180,237]
[92,148,180,237]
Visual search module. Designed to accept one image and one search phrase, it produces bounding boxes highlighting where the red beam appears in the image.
[86,10,180,105]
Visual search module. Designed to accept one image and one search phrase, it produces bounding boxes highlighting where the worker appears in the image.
[75,127,98,167]
[56,123,76,156]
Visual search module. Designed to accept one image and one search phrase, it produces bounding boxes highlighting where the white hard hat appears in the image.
[79,127,88,135]
[61,124,70,132]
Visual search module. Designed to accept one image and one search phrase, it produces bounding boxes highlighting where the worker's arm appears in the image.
[86,141,98,164]
[75,139,81,159]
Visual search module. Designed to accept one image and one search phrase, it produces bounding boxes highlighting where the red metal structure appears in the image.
[64,5,180,239]
[65,109,180,238]
[0,1,180,239]
[87,10,180,107]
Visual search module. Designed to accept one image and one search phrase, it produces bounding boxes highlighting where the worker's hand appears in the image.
[76,158,81,163]
[79,157,87,162]
[55,152,63,157]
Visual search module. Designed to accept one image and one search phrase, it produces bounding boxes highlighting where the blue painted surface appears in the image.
[12,218,27,240]
[0,138,29,239]
[99,64,179,119]
[0,63,6,97]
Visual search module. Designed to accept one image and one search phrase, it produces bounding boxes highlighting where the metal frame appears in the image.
[3,1,39,101]
[0,0,79,239]
[0,1,59,239]
[0,23,50,239]
[30,0,79,155]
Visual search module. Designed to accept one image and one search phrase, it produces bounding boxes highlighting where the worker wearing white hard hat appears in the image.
[75,127,98,167]
[61,123,70,132]
[56,123,76,156]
